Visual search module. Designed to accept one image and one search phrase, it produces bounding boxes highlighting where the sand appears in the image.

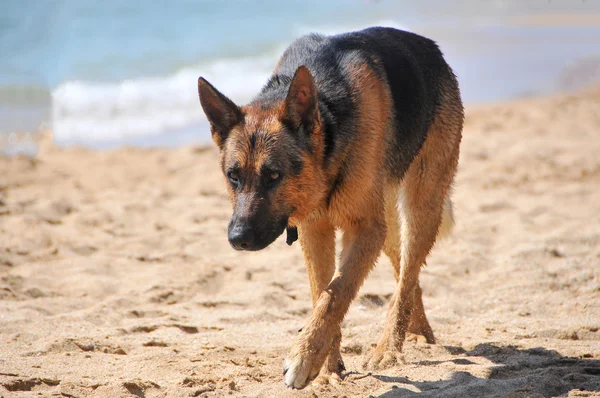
[1,85,600,398]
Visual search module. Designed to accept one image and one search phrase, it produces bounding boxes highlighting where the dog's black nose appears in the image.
[228,223,254,250]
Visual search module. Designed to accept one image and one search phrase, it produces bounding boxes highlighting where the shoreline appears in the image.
[2,81,600,157]
[4,13,600,151]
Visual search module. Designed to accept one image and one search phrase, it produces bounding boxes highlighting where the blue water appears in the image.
[1,0,600,152]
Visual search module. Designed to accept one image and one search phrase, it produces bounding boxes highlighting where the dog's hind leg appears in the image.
[382,187,402,282]
[406,197,454,343]
[406,281,436,344]
[383,187,437,345]
[365,148,457,369]
[297,217,344,385]
[365,82,462,370]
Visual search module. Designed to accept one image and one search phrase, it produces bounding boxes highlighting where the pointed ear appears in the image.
[283,66,318,133]
[198,77,242,147]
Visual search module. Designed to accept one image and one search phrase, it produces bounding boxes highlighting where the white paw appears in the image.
[283,354,317,389]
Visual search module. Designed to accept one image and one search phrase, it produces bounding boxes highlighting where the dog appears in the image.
[197,26,463,389]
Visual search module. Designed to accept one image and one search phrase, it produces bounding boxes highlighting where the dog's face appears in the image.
[198,66,327,251]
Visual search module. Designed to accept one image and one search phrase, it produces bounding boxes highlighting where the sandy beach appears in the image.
[1,84,600,397]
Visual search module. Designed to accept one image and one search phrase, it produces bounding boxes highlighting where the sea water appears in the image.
[1,0,599,151]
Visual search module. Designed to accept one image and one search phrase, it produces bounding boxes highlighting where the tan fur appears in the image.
[285,63,395,385]
[287,70,462,383]
[382,185,436,344]
[201,58,463,388]
[364,77,463,369]
[297,217,343,384]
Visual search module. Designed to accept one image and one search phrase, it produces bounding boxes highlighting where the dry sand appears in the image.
[1,86,600,398]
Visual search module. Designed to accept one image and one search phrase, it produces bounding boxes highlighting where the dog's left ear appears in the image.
[283,66,318,133]
[198,77,243,147]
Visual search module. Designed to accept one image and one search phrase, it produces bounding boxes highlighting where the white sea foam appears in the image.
[50,20,408,146]
[51,52,280,145]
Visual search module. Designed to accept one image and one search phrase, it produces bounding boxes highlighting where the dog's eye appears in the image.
[227,171,239,183]
[264,170,282,187]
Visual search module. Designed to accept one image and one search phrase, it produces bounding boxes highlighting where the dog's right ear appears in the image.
[198,77,243,147]
[283,66,318,134]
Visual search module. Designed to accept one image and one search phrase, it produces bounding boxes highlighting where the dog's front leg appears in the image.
[298,217,346,385]
[284,219,385,389]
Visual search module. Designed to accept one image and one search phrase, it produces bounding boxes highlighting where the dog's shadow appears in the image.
[344,343,600,397]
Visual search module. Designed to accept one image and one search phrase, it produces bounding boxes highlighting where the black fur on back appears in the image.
[251,27,457,181]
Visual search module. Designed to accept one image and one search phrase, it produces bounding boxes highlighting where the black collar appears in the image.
[286,227,298,246]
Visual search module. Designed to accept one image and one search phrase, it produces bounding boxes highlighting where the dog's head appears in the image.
[198,66,327,251]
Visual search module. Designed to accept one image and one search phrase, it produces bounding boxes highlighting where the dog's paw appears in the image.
[406,332,433,345]
[283,335,333,389]
[362,347,404,370]
[313,370,343,386]
[407,320,436,344]
[283,352,321,389]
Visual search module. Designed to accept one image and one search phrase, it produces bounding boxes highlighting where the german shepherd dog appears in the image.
[197,27,463,389]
